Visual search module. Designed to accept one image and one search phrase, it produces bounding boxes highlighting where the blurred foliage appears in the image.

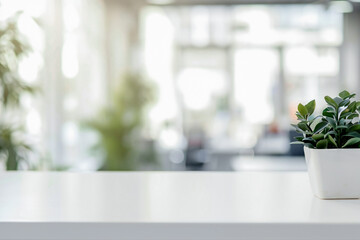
[0,13,37,170]
[0,125,31,170]
[0,13,36,107]
[86,74,157,171]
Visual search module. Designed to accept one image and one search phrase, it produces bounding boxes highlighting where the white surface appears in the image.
[305,147,360,199]
[232,156,306,171]
[0,171,360,240]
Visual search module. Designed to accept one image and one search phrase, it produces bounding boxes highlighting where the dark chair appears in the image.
[289,130,304,156]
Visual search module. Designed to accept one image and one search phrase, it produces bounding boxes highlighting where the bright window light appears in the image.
[63,0,80,31]
[26,109,42,135]
[234,49,277,124]
[18,53,43,83]
[177,68,225,111]
[62,35,79,79]
[190,7,210,46]
[143,7,179,126]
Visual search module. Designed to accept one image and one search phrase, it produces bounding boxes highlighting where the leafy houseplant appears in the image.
[292,90,360,199]
[292,90,360,149]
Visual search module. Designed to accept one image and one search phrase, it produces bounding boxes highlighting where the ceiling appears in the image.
[146,0,329,5]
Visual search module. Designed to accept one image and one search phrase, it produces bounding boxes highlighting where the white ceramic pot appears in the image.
[304,147,360,199]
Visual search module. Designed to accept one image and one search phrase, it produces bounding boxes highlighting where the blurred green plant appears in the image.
[85,74,157,170]
[0,125,31,170]
[292,90,360,149]
[0,14,35,106]
[0,13,37,170]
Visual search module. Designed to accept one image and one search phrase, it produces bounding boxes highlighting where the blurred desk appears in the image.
[0,172,360,240]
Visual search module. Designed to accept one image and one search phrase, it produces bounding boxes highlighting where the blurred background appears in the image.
[0,0,359,171]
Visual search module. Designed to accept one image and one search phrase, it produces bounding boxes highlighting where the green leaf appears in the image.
[316,139,328,149]
[313,121,328,133]
[340,111,352,118]
[348,124,360,132]
[312,133,324,141]
[304,142,315,148]
[356,102,360,109]
[308,115,322,124]
[322,107,335,118]
[338,107,347,117]
[328,135,337,147]
[347,113,358,120]
[310,120,319,130]
[347,101,357,112]
[309,116,322,128]
[294,136,303,141]
[339,99,350,107]
[342,138,360,148]
[303,137,316,143]
[294,128,312,135]
[339,118,346,125]
[334,97,343,106]
[344,119,353,124]
[324,96,338,108]
[298,122,309,131]
[325,117,337,128]
[299,121,312,131]
[348,93,356,99]
[324,131,336,138]
[343,132,360,138]
[298,104,308,118]
[336,125,348,130]
[339,90,350,99]
[296,112,305,120]
[305,100,316,116]
[291,141,304,145]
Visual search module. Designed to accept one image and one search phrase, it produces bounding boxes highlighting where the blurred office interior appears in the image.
[0,0,359,171]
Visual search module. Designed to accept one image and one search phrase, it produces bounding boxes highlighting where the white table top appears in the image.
[232,156,306,171]
[1,171,360,240]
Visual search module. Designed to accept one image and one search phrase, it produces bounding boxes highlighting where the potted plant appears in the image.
[292,90,360,199]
